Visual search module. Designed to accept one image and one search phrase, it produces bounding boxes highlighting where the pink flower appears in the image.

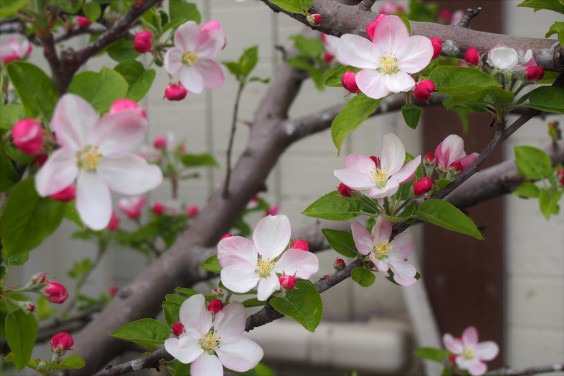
[366,14,387,41]
[110,99,146,117]
[200,20,226,49]
[413,79,436,102]
[51,332,74,354]
[525,66,544,81]
[50,185,76,203]
[413,177,432,196]
[153,135,167,149]
[290,239,309,251]
[430,38,443,59]
[435,134,478,172]
[352,217,417,286]
[207,299,224,314]
[43,281,69,304]
[487,45,518,72]
[164,295,263,376]
[341,71,361,94]
[164,21,225,94]
[464,47,480,66]
[0,37,31,64]
[264,205,279,216]
[77,16,91,28]
[34,94,162,230]
[334,133,421,199]
[218,215,319,301]
[118,196,146,219]
[279,275,296,290]
[336,16,433,100]
[443,326,499,376]
[186,205,199,217]
[165,83,188,101]
[12,119,43,155]
[134,31,153,53]
[108,212,120,231]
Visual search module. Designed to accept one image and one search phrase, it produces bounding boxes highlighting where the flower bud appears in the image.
[448,354,456,363]
[525,66,544,82]
[337,183,355,197]
[424,152,435,163]
[118,196,146,220]
[186,205,199,217]
[171,323,184,336]
[323,52,334,63]
[212,288,226,299]
[51,332,74,355]
[12,119,43,155]
[108,212,120,231]
[77,16,91,28]
[152,201,165,216]
[110,99,146,117]
[153,135,167,149]
[134,30,153,53]
[439,9,452,22]
[413,177,433,196]
[430,38,443,59]
[31,272,47,286]
[24,302,35,312]
[307,14,322,26]
[108,286,118,297]
[341,71,360,94]
[33,153,48,167]
[450,161,464,172]
[264,205,280,216]
[208,299,224,314]
[50,185,76,203]
[413,80,436,102]
[279,275,296,290]
[366,14,387,41]
[165,83,188,101]
[43,281,69,304]
[220,234,233,240]
[464,46,480,66]
[290,239,309,251]
[333,258,346,271]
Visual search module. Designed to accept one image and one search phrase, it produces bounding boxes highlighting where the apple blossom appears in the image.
[118,196,146,219]
[424,152,435,163]
[165,83,188,101]
[336,16,433,100]
[51,332,74,355]
[0,37,31,64]
[430,38,443,59]
[465,46,480,66]
[31,272,47,286]
[12,119,43,155]
[439,10,452,22]
[450,10,464,25]
[366,14,387,41]
[487,45,519,72]
[379,1,403,14]
[246,194,259,209]
[342,71,361,94]
[334,133,421,199]
[352,217,417,286]
[43,281,69,304]
[201,20,227,49]
[164,20,225,94]
[34,94,162,230]
[443,326,499,376]
[164,294,263,376]
[134,31,153,53]
[435,134,478,172]
[218,215,319,300]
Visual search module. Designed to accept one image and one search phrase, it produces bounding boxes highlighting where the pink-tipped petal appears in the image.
[455,152,478,170]
[465,358,487,376]
[52,94,98,150]
[34,149,78,196]
[380,133,406,174]
[356,69,389,99]
[76,171,112,230]
[174,21,200,53]
[164,334,203,364]
[336,34,381,69]
[191,352,223,376]
[164,48,183,75]
[462,326,479,345]
[93,111,148,156]
[179,295,212,338]
[343,153,375,172]
[334,168,374,191]
[372,217,393,244]
[352,221,374,256]
[195,29,224,59]
[253,215,291,259]
[371,16,409,56]
[397,36,433,73]
[274,249,319,279]
[180,66,205,94]
[216,337,264,372]
[389,232,413,259]
[388,259,417,286]
[218,236,257,267]
[97,155,162,195]
[193,59,224,89]
[220,265,260,294]
[393,155,421,184]
[443,333,463,354]
[257,276,279,301]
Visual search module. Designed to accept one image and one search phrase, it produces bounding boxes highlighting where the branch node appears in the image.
[455,7,482,28]
[357,0,377,12]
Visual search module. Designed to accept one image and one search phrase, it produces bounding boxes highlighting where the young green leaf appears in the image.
[83,2,101,22]
[67,68,128,113]
[181,153,218,168]
[302,191,366,221]
[415,199,483,239]
[5,309,38,370]
[200,255,221,273]
[513,182,540,198]
[539,189,562,219]
[111,318,170,351]
[514,146,552,180]
[270,280,323,332]
[106,40,141,62]
[0,153,19,193]
[401,104,422,129]
[321,229,359,258]
[518,0,564,14]
[268,0,311,14]
[527,86,564,114]
[414,347,450,362]
[169,0,201,23]
[351,267,376,287]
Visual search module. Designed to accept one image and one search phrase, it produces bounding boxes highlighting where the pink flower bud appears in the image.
[220,234,233,240]
[201,20,226,49]
[171,323,184,336]
[370,156,380,167]
[413,80,436,102]
[50,185,76,203]
[110,99,145,117]
[323,52,334,63]
[50,332,74,354]
[208,299,224,314]
[186,205,199,217]
[333,258,346,271]
[108,212,120,231]
[366,14,387,41]
[212,288,226,299]
[464,46,480,66]
[448,354,456,363]
[337,183,355,197]
[43,281,68,304]
[341,71,360,94]
[153,135,167,149]
[118,196,146,219]
[264,205,279,216]
[413,177,433,196]
[12,119,43,155]
[77,16,91,28]
[33,153,48,167]
[165,83,188,101]
[557,168,564,177]
[31,272,47,285]
[451,161,464,172]
[559,177,564,186]
[108,286,118,296]
[134,30,153,53]
[152,201,165,216]
[425,152,435,163]
[439,10,452,21]
[307,14,322,26]
[525,66,544,82]
[279,275,296,290]
[290,240,309,251]
[430,38,443,59]
[25,302,35,312]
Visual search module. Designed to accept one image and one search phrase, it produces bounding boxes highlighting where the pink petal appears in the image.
[465,358,487,376]
[191,352,223,376]
[216,337,264,372]
[174,21,200,53]
[382,71,416,94]
[380,133,405,174]
[388,258,417,286]
[34,149,78,196]
[454,152,478,170]
[193,59,224,89]
[195,29,224,59]
[179,295,212,338]
[164,334,203,364]
[93,111,148,156]
[274,249,319,279]
[462,326,479,345]
[97,155,162,195]
[371,16,409,56]
[356,69,389,99]
[334,168,374,191]
[389,232,413,259]
[52,94,98,150]
[76,170,112,230]
[164,47,183,75]
[441,135,466,164]
[443,333,463,354]
[214,302,246,342]
[374,259,389,274]
[397,35,433,73]
[352,221,374,256]
[253,215,291,260]
[368,179,399,199]
[393,155,421,184]
[343,153,375,172]
[257,276,279,301]
[475,341,499,361]
[336,34,380,69]
[218,237,257,268]
[372,217,392,245]
[180,65,204,94]
[220,264,260,294]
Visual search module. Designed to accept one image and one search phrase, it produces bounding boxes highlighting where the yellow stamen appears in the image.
[76,146,102,171]
[255,257,275,278]
[371,167,389,188]
[374,240,393,259]
[463,348,474,359]
[199,330,221,354]
[182,51,199,66]
[379,51,398,74]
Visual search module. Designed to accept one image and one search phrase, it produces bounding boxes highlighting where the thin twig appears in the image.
[223,83,246,199]
[90,348,173,376]
[455,7,482,28]
[487,362,564,375]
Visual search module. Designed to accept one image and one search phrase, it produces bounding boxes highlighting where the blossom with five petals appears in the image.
[218,215,319,301]
[164,294,263,376]
[351,217,417,286]
[34,94,162,230]
[334,133,421,199]
[443,326,499,376]
[487,45,536,74]
[434,134,478,172]
[335,15,433,99]
[164,21,225,94]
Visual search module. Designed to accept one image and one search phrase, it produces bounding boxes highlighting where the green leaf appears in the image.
[324,65,357,87]
[401,104,421,129]
[200,255,221,273]
[106,40,141,62]
[111,318,170,351]
[351,267,375,287]
[291,35,324,58]
[175,287,199,297]
[380,204,417,223]
[166,294,186,305]
[57,0,84,13]
[0,0,29,17]
[321,229,358,258]
[270,280,322,332]
[408,0,438,21]
[286,55,314,72]
[0,177,66,257]
[527,86,564,114]
[414,347,450,362]
[416,199,483,239]
[47,356,86,370]
[7,62,60,120]
[514,182,540,198]
[5,309,38,370]
[83,1,101,22]
[518,0,564,14]
[539,189,562,219]
[0,104,25,129]
[126,69,155,101]
[0,153,19,192]
[546,22,564,46]
[239,46,259,78]
[181,153,218,168]
[302,191,365,221]
[68,68,128,113]
[5,252,29,266]
[254,363,276,376]
[331,94,382,153]
[35,297,57,321]
[514,146,552,179]
[162,301,180,326]
[242,298,266,308]
[64,202,84,228]
[169,0,201,23]
[268,0,311,14]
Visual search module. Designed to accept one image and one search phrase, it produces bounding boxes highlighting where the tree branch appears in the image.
[455,7,482,28]
[487,362,564,376]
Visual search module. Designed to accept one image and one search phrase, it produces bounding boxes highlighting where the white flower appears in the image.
[218,215,319,301]
[164,295,263,376]
[487,45,518,72]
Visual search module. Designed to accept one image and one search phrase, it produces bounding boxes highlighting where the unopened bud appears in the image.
[307,13,322,26]
[212,288,226,299]
[279,275,296,290]
[439,9,452,21]
[424,152,435,163]
[12,119,43,155]
[264,205,280,216]
[108,212,120,231]
[337,183,355,197]
[413,80,436,102]
[171,323,184,336]
[186,205,199,217]
[449,354,456,363]
[430,38,443,59]
[50,332,74,355]
[450,161,464,172]
[366,14,386,41]
[341,71,360,94]
[290,240,309,251]
[31,272,47,286]
[464,46,480,66]
[208,299,224,314]
[323,52,334,63]
[413,177,433,196]
[108,286,118,297]
[43,281,69,304]
[165,83,188,101]
[525,66,544,82]
[333,258,346,271]
[110,98,146,117]
[153,135,167,149]
[134,30,153,53]
[152,201,165,216]
[77,16,91,28]
[50,185,76,203]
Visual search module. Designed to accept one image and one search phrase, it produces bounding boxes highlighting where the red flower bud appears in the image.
[134,30,153,53]
[279,275,296,290]
[413,80,436,102]
[33,153,48,167]
[50,332,74,354]
[264,205,280,216]
[559,177,564,186]
[153,135,167,149]
[186,205,199,217]
[333,258,346,271]
[413,177,433,196]
[448,354,456,363]
[450,161,464,172]
[366,14,387,41]
[171,323,185,336]
[152,201,165,216]
[370,156,380,167]
[25,302,35,312]
[323,52,334,63]
[439,10,452,21]
[430,38,443,59]
[341,71,361,94]
[290,239,309,251]
[557,168,564,177]
[307,14,322,26]
[31,272,47,285]
[77,16,91,28]
[110,99,145,117]
[108,212,120,231]
[464,46,480,66]
[208,299,224,314]
[108,286,118,297]
[337,183,355,197]
[165,83,188,101]
[425,152,435,163]
[525,66,544,82]
[43,281,68,304]
[50,185,76,203]
[220,234,233,240]
[12,119,43,155]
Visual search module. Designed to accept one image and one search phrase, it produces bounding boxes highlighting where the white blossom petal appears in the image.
[214,302,246,342]
[396,35,433,73]
[218,236,257,268]
[191,352,223,376]
[372,217,392,245]
[174,21,200,53]
[192,59,224,89]
[257,276,279,301]
[393,155,421,184]
[216,337,264,372]
[443,333,463,354]
[371,16,409,55]
[352,221,374,256]
[220,264,260,294]
[389,232,413,259]
[274,249,319,279]
[35,149,78,196]
[382,71,415,94]
[356,69,389,99]
[164,47,183,75]
[180,65,205,94]
[380,133,405,174]
[179,294,212,338]
[97,155,162,195]
[253,215,291,259]
[164,333,203,364]
[76,170,112,230]
[93,111,148,156]
[475,341,499,361]
[195,29,224,59]
[336,34,380,69]
[462,326,479,345]
[52,94,98,150]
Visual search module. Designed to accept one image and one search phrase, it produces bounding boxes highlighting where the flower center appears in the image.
[255,257,275,278]
[379,51,398,74]
[76,146,102,171]
[182,51,199,66]
[199,330,221,355]
[374,240,393,259]
[371,167,389,188]
[463,348,474,359]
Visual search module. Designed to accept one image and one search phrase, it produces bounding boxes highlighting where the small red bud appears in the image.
[43,281,69,304]
[152,201,165,216]
[450,161,464,172]
[448,354,457,363]
[153,135,167,149]
[307,14,322,26]
[323,52,334,63]
[50,332,74,354]
[26,303,35,312]
[366,14,387,41]
[165,83,188,101]
[50,185,76,203]
[264,205,280,216]
[108,212,120,231]
[208,299,224,314]
[110,99,145,117]
[33,153,48,167]
[341,71,361,94]
[31,272,47,285]
[464,46,480,66]
[322,274,331,280]
[134,30,153,53]
[333,258,346,271]
[413,177,433,196]
[525,66,544,82]
[108,286,118,297]
[430,38,443,59]
[290,240,309,251]
[12,119,43,155]
[440,10,452,21]
[77,16,91,28]
[424,152,435,163]
[171,323,184,336]
[279,275,296,290]
[186,205,199,217]
[337,183,355,197]
[413,80,436,102]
